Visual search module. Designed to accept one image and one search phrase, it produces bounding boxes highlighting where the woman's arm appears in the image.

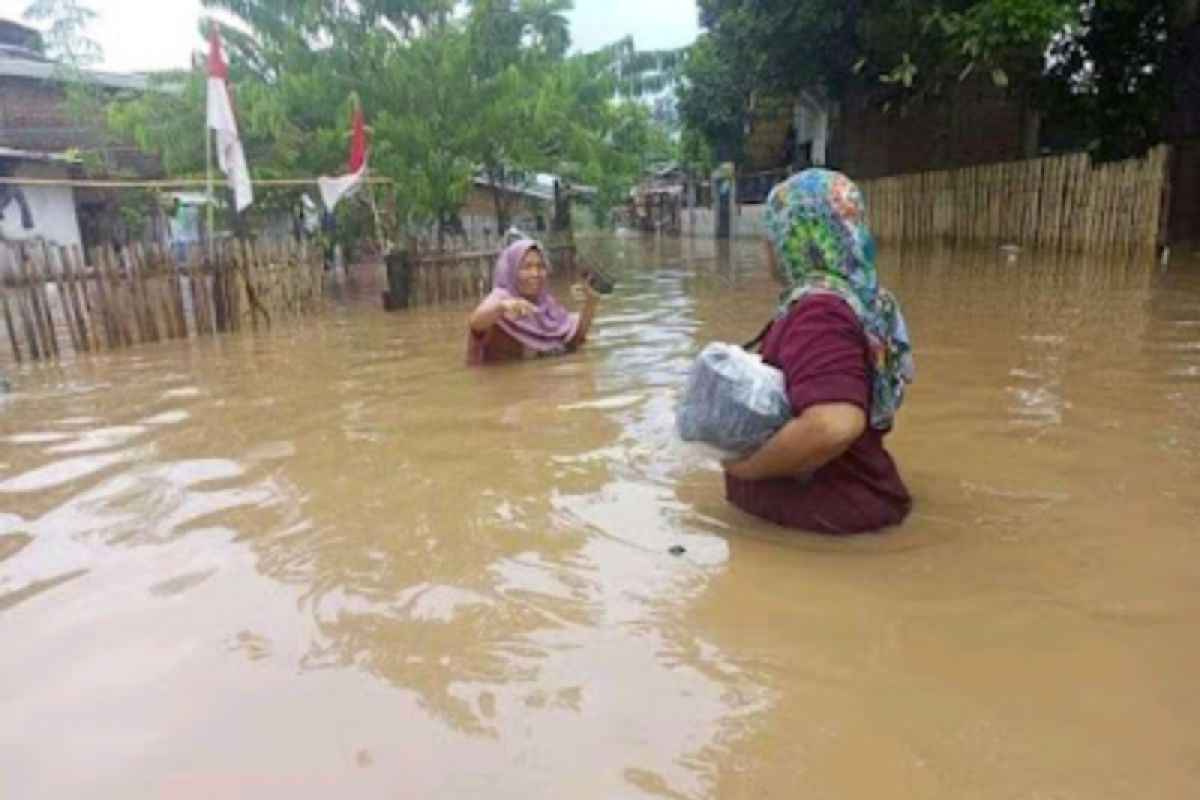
[723,402,865,481]
[572,287,600,344]
[470,292,534,333]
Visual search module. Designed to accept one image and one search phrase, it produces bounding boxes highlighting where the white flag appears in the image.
[206,27,252,212]
[318,101,368,211]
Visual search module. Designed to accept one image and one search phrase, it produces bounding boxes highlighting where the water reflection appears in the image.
[0,240,1198,799]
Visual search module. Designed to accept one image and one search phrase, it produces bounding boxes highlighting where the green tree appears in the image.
[677,31,752,164]
[1044,0,1199,162]
[23,0,115,168]
[373,25,476,246]
[110,0,678,246]
[682,1,1079,167]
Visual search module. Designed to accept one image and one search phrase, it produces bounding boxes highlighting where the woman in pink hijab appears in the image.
[467,238,599,365]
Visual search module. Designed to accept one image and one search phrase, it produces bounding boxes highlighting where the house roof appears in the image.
[0,19,40,51]
[473,172,597,202]
[0,52,148,91]
[0,146,80,165]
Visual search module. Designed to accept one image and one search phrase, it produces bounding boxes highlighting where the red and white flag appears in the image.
[318,101,368,211]
[206,26,253,212]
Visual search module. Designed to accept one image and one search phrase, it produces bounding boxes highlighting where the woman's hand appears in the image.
[500,297,537,319]
[722,404,866,482]
[721,454,760,481]
[570,282,600,305]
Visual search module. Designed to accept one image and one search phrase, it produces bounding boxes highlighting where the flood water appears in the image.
[2,235,1199,799]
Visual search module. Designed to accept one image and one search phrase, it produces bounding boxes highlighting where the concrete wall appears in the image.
[0,163,81,247]
[681,204,765,239]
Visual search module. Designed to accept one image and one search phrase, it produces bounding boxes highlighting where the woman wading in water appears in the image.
[722,169,915,534]
[467,238,599,364]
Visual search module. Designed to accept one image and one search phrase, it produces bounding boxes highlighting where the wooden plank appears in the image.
[200,254,217,336]
[126,244,153,343]
[7,249,41,361]
[60,245,90,352]
[45,244,81,355]
[73,246,103,350]
[98,246,130,347]
[0,253,22,363]
[135,243,163,342]
[180,251,199,335]
[168,247,188,338]
[86,247,113,349]
[152,244,179,339]
[21,245,58,359]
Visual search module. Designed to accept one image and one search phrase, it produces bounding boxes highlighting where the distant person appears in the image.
[467,238,599,365]
[722,169,914,534]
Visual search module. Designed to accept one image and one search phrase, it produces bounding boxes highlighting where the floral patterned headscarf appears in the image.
[764,169,914,429]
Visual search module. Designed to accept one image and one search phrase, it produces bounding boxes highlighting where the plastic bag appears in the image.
[676,342,793,458]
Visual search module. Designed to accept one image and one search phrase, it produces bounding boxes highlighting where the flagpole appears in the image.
[368,173,386,251]
[205,125,215,262]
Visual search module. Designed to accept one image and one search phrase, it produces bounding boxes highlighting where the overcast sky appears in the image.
[0,0,701,73]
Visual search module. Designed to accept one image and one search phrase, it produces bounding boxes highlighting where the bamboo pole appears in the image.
[245,238,267,328]
[182,250,201,336]
[1149,146,1168,252]
[150,244,174,340]
[133,242,161,343]
[200,255,216,336]
[18,246,46,359]
[60,245,90,352]
[125,244,152,343]
[85,247,111,348]
[1,255,22,363]
[8,250,40,361]
[188,249,201,337]
[21,246,57,359]
[101,246,132,347]
[148,244,178,340]
[233,238,250,330]
[94,246,120,346]
[168,246,188,339]
[44,244,81,355]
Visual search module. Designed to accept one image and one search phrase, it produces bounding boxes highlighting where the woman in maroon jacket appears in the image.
[722,169,915,534]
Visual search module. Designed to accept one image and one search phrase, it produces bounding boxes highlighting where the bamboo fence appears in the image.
[0,238,325,364]
[858,146,1169,255]
[403,242,578,307]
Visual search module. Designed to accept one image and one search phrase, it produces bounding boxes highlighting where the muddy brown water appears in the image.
[2,236,1199,799]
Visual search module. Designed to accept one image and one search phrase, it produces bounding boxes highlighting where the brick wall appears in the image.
[0,75,161,177]
[0,76,80,152]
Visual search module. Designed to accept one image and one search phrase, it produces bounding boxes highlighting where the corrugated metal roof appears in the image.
[0,146,79,164]
[473,172,596,201]
[0,56,148,91]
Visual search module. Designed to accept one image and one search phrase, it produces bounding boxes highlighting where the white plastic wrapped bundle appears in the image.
[676,342,793,458]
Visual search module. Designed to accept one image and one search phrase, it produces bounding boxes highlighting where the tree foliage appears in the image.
[681,1,1078,168]
[683,0,1198,166]
[104,0,674,239]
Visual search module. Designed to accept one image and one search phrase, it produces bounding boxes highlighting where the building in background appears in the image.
[0,18,158,248]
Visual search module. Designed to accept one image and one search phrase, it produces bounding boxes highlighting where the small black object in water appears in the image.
[584,262,617,295]
[668,545,687,556]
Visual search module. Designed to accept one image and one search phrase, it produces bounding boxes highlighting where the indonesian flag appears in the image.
[318,101,368,211]
[206,26,253,212]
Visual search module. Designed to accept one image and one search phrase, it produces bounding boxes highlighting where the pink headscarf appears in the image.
[467,239,579,364]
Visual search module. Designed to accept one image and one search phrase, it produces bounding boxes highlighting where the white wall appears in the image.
[1,164,82,248]
[795,93,830,167]
[682,204,766,239]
